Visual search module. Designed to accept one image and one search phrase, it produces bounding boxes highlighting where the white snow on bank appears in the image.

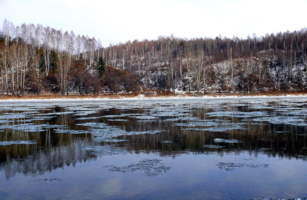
[0,94,307,102]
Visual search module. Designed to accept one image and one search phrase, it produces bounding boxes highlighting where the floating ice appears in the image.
[0,114,26,119]
[161,140,172,143]
[102,113,142,118]
[118,113,143,117]
[104,159,171,176]
[36,111,75,116]
[101,115,124,118]
[207,111,269,118]
[0,140,37,146]
[0,123,66,132]
[214,138,243,143]
[164,118,182,122]
[137,119,158,122]
[77,122,109,129]
[82,145,128,156]
[74,111,98,116]
[0,120,11,123]
[54,129,90,134]
[182,125,247,132]
[43,124,67,129]
[78,121,163,141]
[253,116,307,126]
[173,121,218,127]
[130,116,158,120]
[151,112,189,117]
[107,119,129,122]
[179,117,201,121]
[217,162,268,171]
[93,138,127,142]
[31,116,57,121]
[76,116,103,120]
[275,131,290,134]
[0,124,44,132]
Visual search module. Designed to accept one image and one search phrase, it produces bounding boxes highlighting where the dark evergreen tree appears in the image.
[96,57,105,77]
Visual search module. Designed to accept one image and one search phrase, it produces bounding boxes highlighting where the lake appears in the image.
[0,97,307,200]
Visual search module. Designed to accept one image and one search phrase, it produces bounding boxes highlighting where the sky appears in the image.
[1,0,307,46]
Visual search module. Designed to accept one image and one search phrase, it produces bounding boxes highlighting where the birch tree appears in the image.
[197,47,204,94]
[75,34,81,61]
[230,47,233,89]
[2,19,9,93]
[97,39,102,62]
[82,35,88,65]
[43,26,51,77]
[21,23,30,94]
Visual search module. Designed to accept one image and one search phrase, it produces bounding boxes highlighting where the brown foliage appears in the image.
[103,66,141,93]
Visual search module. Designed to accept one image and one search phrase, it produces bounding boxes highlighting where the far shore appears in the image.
[0,91,307,101]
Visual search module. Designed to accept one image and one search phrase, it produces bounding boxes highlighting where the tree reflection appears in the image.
[1,101,307,180]
[0,138,95,180]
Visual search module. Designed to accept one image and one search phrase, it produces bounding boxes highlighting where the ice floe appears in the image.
[0,140,37,146]
[214,138,243,143]
[217,162,268,171]
[206,111,269,118]
[82,145,128,156]
[76,116,103,120]
[161,140,173,143]
[104,159,171,176]
[0,123,66,132]
[54,129,90,134]
[107,119,129,122]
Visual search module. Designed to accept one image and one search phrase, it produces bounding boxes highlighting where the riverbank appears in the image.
[0,91,307,101]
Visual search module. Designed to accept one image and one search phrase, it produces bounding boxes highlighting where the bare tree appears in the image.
[97,39,102,62]
[230,47,233,89]
[70,30,75,57]
[82,35,88,65]
[36,24,43,49]
[197,47,204,94]
[88,37,96,67]
[75,34,81,61]
[120,44,127,70]
[186,44,193,93]
[2,19,9,93]
[29,24,36,59]
[20,23,30,94]
[43,26,52,77]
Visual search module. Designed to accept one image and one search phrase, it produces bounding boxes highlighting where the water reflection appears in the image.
[0,98,307,199]
[0,113,307,179]
[0,138,95,180]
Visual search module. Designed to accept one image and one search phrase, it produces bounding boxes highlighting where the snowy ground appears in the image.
[0,94,306,102]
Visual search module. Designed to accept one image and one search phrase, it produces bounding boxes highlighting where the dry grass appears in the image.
[0,93,138,100]
[0,90,306,100]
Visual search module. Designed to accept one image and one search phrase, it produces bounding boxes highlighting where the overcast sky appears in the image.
[1,0,307,46]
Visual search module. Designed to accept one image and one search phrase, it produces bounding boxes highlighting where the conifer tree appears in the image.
[96,57,105,77]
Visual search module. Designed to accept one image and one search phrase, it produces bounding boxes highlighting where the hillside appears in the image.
[0,19,307,96]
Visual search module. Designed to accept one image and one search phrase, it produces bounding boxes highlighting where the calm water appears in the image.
[0,97,307,200]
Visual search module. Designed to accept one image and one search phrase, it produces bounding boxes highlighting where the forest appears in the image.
[0,19,307,96]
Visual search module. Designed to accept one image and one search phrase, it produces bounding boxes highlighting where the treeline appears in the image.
[1,19,307,95]
[0,19,140,95]
[103,29,307,93]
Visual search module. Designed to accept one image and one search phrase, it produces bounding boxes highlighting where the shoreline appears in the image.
[0,92,307,102]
